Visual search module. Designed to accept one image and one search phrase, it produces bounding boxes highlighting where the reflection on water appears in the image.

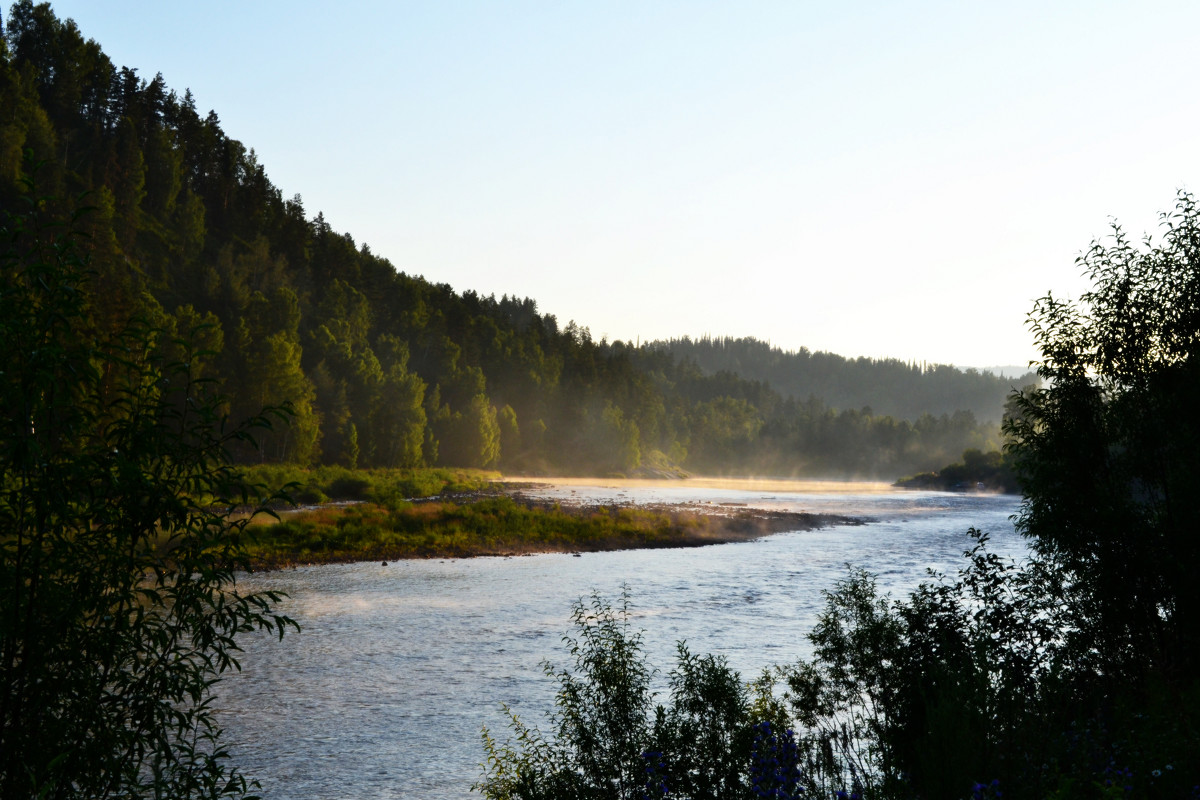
[219,481,1025,799]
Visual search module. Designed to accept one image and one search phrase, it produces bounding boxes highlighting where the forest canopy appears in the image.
[0,1,1020,478]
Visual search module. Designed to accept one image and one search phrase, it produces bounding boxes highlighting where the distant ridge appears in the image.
[977,365,1038,380]
[649,336,1037,423]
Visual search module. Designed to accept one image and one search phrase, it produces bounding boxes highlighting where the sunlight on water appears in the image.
[219,483,1024,800]
[505,476,898,494]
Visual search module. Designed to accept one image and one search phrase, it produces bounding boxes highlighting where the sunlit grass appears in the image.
[241,496,750,567]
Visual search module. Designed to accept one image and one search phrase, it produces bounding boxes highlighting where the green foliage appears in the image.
[480,551,1067,800]
[496,403,521,468]
[572,401,642,476]
[236,463,497,506]
[437,393,501,469]
[781,569,902,797]
[654,335,1034,424]
[476,592,767,800]
[369,334,427,468]
[772,529,1200,799]
[0,187,295,798]
[1007,190,1200,678]
[652,644,754,800]
[894,448,1018,492]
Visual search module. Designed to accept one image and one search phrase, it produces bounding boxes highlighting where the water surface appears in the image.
[220,480,1025,799]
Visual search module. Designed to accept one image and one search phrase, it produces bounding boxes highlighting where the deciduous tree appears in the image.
[0,184,295,799]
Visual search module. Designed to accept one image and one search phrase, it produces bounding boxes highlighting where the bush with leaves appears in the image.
[764,532,1069,799]
[0,186,296,797]
[1007,191,1200,680]
[478,591,654,800]
[477,590,807,800]
[779,568,901,799]
[996,191,1200,796]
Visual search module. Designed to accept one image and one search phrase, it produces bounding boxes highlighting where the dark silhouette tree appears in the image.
[1007,191,1200,680]
[0,178,295,799]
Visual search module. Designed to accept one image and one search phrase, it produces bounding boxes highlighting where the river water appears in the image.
[218,479,1026,799]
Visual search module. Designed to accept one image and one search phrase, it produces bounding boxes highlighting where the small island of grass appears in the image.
[240,493,855,568]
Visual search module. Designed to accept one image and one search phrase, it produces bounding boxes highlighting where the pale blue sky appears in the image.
[37,1,1200,367]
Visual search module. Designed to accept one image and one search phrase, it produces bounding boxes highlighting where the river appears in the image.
[218,479,1026,799]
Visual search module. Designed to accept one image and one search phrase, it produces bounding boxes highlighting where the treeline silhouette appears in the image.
[0,2,1007,478]
[654,336,1035,423]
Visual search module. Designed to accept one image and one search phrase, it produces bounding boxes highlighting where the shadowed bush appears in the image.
[0,181,296,799]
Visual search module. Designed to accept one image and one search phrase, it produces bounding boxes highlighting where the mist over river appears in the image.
[219,480,1025,799]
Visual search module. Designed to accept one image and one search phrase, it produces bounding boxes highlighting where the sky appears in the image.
[35,1,1200,368]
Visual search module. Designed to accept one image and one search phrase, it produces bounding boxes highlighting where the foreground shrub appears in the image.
[477,591,853,800]
[0,190,295,798]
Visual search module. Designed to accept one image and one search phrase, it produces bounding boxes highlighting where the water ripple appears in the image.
[220,483,1024,800]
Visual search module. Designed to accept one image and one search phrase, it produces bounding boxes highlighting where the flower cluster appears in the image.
[640,750,669,799]
[750,721,803,799]
[1100,763,1133,794]
[969,778,1002,799]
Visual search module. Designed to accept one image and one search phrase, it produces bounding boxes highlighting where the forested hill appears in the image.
[653,336,1036,423]
[0,2,1006,479]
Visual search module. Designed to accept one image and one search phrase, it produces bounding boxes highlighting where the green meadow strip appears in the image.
[241,497,844,567]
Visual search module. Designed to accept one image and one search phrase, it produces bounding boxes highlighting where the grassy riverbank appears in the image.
[240,495,852,567]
